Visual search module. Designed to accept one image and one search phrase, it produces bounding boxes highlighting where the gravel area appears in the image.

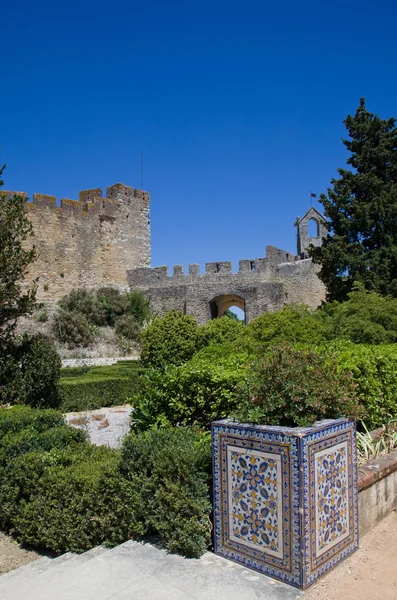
[65,405,133,448]
[0,532,41,575]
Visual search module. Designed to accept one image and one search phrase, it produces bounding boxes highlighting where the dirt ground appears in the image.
[0,532,40,575]
[305,510,397,600]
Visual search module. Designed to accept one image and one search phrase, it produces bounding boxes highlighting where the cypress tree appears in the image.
[310,99,397,301]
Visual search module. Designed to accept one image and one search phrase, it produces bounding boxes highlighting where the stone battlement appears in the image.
[127,246,300,287]
[1,184,150,222]
[1,182,151,301]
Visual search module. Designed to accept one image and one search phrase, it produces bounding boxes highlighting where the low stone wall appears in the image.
[357,449,397,536]
[61,356,138,368]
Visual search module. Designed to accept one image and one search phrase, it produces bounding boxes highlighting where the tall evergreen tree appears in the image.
[0,160,37,343]
[310,99,397,301]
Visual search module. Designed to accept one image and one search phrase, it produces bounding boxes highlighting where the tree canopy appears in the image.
[0,162,37,344]
[310,99,397,301]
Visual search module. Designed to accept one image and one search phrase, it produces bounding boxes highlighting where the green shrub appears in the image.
[242,304,331,350]
[132,353,248,432]
[0,335,61,408]
[120,427,212,557]
[0,406,65,437]
[197,316,244,349]
[115,314,140,341]
[235,343,363,427]
[95,287,128,326]
[7,446,139,553]
[59,289,100,323]
[0,425,86,466]
[124,291,152,325]
[328,341,397,429]
[140,311,200,367]
[53,309,97,348]
[326,283,397,344]
[60,377,132,412]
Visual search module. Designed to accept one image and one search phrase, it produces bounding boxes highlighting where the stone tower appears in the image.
[295,207,327,258]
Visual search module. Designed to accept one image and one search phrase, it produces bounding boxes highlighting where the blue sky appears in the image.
[2,0,397,272]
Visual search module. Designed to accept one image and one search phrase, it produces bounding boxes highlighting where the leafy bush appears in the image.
[58,288,151,329]
[0,425,86,466]
[0,406,65,436]
[235,343,362,427]
[242,304,331,350]
[328,341,397,429]
[326,283,397,344]
[197,316,244,349]
[140,311,200,367]
[60,377,133,412]
[60,363,146,412]
[4,446,139,552]
[132,353,248,431]
[124,291,152,325]
[0,335,61,408]
[53,310,97,348]
[58,289,100,323]
[115,314,140,341]
[0,407,212,558]
[120,427,212,557]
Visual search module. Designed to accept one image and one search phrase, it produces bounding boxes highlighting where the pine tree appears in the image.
[310,99,397,301]
[0,160,37,343]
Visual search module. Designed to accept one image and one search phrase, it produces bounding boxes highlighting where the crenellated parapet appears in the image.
[127,246,302,289]
[1,183,150,222]
[126,241,325,324]
[1,182,151,301]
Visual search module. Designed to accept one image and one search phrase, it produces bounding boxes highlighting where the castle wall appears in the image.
[1,183,150,301]
[127,246,326,324]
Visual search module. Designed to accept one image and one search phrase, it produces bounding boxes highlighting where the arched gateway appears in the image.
[209,293,246,322]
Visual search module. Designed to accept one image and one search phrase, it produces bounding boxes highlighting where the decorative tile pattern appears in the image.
[212,418,358,590]
[228,447,282,557]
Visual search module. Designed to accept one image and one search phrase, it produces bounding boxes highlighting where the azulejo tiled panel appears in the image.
[212,419,358,589]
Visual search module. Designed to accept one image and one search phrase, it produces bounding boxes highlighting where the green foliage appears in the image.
[326,283,397,344]
[0,176,37,344]
[59,362,146,411]
[58,289,100,324]
[140,311,200,367]
[0,335,62,408]
[327,341,397,429]
[115,314,140,341]
[222,308,240,321]
[120,427,212,557]
[310,99,397,301]
[0,406,65,436]
[197,316,245,349]
[0,407,212,558]
[3,446,139,552]
[53,309,97,348]
[132,353,248,432]
[124,291,152,325]
[235,344,362,427]
[242,304,331,350]
[58,288,151,328]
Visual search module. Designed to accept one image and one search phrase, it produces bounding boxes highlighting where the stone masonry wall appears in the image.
[1,183,150,301]
[127,245,326,324]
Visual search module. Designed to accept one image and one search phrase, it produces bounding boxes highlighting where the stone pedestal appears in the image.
[211,418,358,589]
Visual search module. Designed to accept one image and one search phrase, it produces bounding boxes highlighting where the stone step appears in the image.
[0,556,52,583]
[0,540,302,600]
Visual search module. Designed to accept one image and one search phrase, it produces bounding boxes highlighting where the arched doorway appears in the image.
[209,293,247,323]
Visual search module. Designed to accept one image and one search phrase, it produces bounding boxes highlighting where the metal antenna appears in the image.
[140,153,144,190]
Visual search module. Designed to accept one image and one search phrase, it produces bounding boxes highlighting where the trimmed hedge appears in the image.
[0,407,212,558]
[120,427,212,557]
[327,341,397,429]
[59,362,146,412]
